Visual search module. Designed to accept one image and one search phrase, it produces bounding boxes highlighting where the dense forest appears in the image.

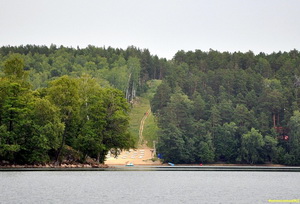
[152,49,300,165]
[0,45,168,164]
[1,45,300,165]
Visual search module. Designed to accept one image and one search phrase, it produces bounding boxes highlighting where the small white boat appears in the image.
[125,163,134,167]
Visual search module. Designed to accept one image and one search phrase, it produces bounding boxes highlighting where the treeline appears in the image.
[152,49,300,165]
[0,45,169,101]
[2,45,300,166]
[0,44,170,165]
[0,54,135,164]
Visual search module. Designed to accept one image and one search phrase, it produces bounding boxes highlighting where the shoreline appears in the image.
[0,163,298,169]
[0,163,300,169]
[0,163,109,169]
[1,165,300,172]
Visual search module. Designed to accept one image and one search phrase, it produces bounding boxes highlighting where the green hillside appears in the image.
[128,80,161,148]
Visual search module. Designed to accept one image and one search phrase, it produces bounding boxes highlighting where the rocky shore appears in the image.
[0,163,109,168]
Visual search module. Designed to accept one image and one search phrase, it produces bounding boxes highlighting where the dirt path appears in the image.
[105,108,160,165]
[138,108,151,146]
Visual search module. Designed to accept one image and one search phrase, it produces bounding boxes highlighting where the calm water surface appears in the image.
[0,171,299,204]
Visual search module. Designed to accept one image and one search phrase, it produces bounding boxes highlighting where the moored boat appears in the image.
[125,163,134,167]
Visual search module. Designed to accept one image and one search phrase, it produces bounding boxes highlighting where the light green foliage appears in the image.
[128,80,161,147]
[241,128,265,164]
[31,98,64,150]
[286,111,300,165]
[0,55,63,163]
[3,54,28,80]
[129,97,150,143]
[128,95,160,148]
[0,56,32,162]
[75,75,107,162]
[47,75,81,162]
[126,57,141,101]
[0,75,134,164]
[47,75,80,122]
[263,135,278,163]
[127,57,141,88]
[98,88,135,161]
[2,46,300,165]
[0,53,135,164]
[107,65,128,91]
[142,112,159,148]
[214,122,238,162]
[0,46,164,98]
[46,75,135,163]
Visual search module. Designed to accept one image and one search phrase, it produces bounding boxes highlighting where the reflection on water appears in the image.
[0,171,299,204]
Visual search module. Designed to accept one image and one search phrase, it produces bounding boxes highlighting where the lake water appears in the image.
[0,170,299,204]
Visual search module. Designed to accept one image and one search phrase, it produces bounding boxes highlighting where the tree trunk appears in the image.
[55,131,66,165]
[55,117,70,164]
[96,152,100,163]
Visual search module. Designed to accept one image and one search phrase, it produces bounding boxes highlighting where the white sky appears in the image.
[0,0,299,59]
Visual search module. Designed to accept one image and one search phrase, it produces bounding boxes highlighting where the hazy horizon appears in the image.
[1,0,300,59]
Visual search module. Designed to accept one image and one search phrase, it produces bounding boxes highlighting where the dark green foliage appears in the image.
[241,128,265,164]
[151,81,171,114]
[214,122,238,162]
[152,49,300,165]
[2,45,300,165]
[263,135,278,163]
[285,111,300,165]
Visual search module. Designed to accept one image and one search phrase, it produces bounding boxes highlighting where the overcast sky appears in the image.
[0,0,299,59]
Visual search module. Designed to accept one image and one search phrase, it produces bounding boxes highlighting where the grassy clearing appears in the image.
[128,97,150,145]
[143,79,163,100]
[128,80,161,148]
[142,111,159,148]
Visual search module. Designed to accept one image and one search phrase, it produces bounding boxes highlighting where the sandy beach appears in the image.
[104,145,161,165]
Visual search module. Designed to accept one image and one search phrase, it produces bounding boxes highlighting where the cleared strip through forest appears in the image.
[139,108,151,146]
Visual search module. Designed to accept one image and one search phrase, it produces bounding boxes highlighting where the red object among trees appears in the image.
[274,126,289,140]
